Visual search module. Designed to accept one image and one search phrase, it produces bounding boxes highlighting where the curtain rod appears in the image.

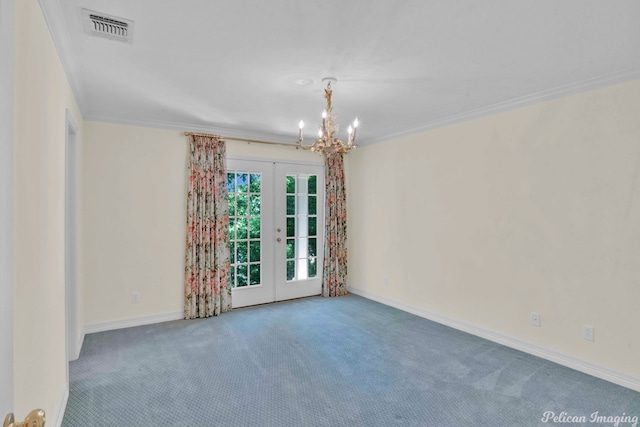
[184,132,299,149]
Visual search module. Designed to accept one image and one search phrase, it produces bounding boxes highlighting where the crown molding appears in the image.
[365,67,640,145]
[86,112,300,144]
[87,67,640,147]
[37,1,640,147]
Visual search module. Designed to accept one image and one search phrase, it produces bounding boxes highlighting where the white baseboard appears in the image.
[54,383,69,427]
[84,311,184,335]
[349,286,640,393]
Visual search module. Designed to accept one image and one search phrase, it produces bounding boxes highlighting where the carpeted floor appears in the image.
[62,294,640,426]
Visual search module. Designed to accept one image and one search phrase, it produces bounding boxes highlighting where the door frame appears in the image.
[65,110,80,365]
[0,0,15,415]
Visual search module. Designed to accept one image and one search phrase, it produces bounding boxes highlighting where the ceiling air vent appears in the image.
[82,9,134,44]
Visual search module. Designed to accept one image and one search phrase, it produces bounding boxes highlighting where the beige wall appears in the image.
[13,0,83,420]
[82,122,321,326]
[82,123,187,325]
[346,78,640,378]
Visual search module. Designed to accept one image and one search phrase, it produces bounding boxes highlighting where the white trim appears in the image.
[54,384,69,427]
[363,67,640,145]
[85,68,640,147]
[84,311,184,335]
[0,0,15,416]
[87,66,640,147]
[65,109,80,365]
[35,0,640,148]
[349,286,640,393]
[88,113,300,146]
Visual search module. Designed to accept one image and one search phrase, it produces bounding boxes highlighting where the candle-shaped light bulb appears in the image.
[352,117,359,141]
[298,120,304,142]
[318,129,323,138]
[321,109,327,132]
[299,120,305,129]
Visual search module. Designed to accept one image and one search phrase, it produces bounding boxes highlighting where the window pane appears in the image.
[227,173,235,193]
[250,264,260,285]
[228,217,236,240]
[249,174,261,192]
[308,196,316,215]
[286,217,295,237]
[308,238,317,257]
[237,173,248,192]
[227,193,235,216]
[250,194,261,216]
[249,217,261,239]
[237,264,248,287]
[308,175,317,194]
[236,194,248,216]
[287,195,295,215]
[286,239,295,260]
[286,260,295,281]
[237,241,248,263]
[286,175,295,193]
[236,218,248,240]
[229,241,235,264]
[249,241,261,262]
[297,196,307,213]
[308,217,317,236]
[308,257,317,278]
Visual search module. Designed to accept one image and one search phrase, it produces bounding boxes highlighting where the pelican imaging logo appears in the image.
[541,411,638,426]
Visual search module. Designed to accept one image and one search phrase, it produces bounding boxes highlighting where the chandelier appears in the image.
[297,77,358,154]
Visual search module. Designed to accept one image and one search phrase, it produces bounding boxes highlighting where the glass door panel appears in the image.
[275,163,324,301]
[227,159,275,308]
[285,174,319,281]
[228,171,262,288]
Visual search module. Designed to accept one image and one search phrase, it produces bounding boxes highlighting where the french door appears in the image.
[227,159,325,308]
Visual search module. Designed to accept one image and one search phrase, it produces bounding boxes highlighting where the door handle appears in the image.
[3,409,46,427]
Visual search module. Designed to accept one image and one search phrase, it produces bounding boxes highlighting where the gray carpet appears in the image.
[62,294,640,426]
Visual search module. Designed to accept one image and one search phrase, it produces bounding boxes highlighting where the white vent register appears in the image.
[82,9,134,43]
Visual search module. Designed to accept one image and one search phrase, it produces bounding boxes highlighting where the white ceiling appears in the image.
[40,1,640,145]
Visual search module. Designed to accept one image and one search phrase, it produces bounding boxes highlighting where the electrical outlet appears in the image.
[583,325,594,341]
[132,292,140,303]
[383,276,389,286]
[531,312,541,327]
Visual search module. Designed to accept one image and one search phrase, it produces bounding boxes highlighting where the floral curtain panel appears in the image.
[322,152,348,297]
[184,135,232,319]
